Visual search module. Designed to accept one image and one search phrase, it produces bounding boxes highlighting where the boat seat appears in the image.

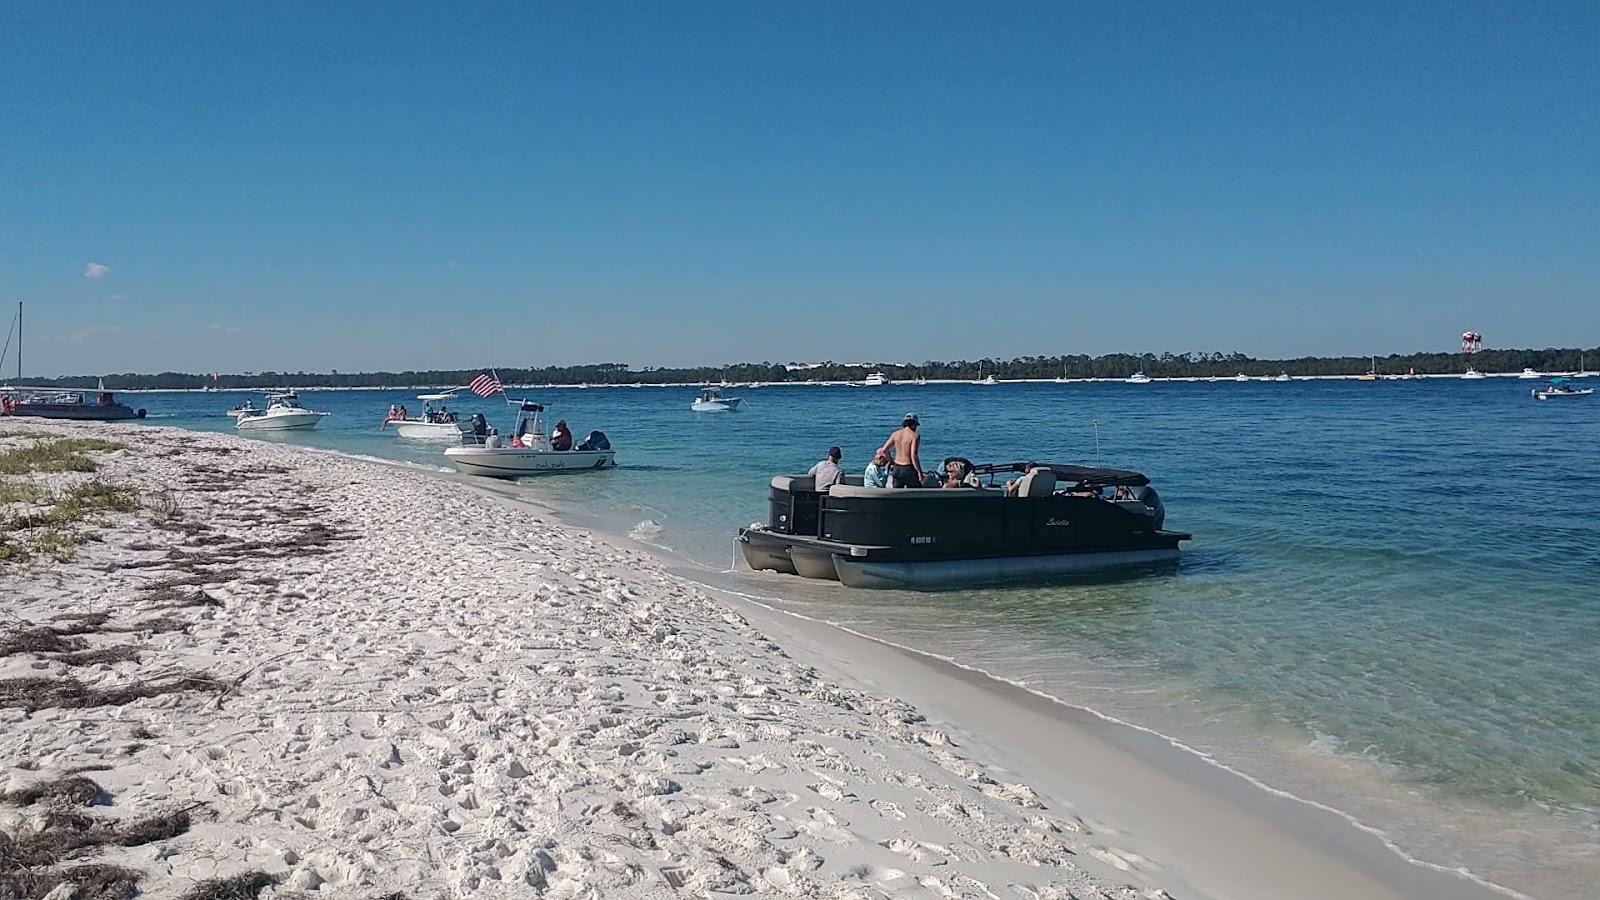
[1116,499,1154,516]
[1015,468,1057,498]
[772,475,817,492]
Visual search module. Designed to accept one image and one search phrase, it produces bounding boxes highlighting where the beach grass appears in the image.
[0,438,125,475]
[0,480,46,504]
[0,479,138,562]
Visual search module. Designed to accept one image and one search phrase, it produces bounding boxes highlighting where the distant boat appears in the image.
[1518,368,1542,380]
[1275,373,1292,382]
[974,362,997,385]
[1359,356,1381,382]
[1532,378,1593,401]
[862,372,889,386]
[691,386,741,412]
[1234,373,1249,382]
[1462,368,1487,380]
[234,391,329,431]
[1127,372,1152,384]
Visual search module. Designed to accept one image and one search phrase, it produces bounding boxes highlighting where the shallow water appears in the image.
[129,379,1599,895]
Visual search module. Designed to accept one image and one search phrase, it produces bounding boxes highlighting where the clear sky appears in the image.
[2,2,1596,376]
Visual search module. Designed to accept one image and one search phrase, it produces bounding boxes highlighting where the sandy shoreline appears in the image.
[0,421,1524,899]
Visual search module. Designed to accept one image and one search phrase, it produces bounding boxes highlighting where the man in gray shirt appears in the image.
[808,446,845,490]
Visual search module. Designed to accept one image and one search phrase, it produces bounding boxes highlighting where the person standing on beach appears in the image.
[880,414,923,488]
[808,446,845,490]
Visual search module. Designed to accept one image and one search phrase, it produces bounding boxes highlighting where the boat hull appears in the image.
[389,420,460,439]
[691,399,741,412]
[444,446,616,478]
[236,412,326,430]
[7,404,145,421]
[739,527,1182,590]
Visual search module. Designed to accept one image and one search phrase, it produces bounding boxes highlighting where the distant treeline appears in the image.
[11,348,1599,390]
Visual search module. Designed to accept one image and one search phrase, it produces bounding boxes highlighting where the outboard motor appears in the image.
[578,430,610,452]
[470,413,488,437]
[1136,485,1166,530]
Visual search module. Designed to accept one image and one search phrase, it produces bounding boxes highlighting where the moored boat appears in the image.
[862,372,889,386]
[691,386,742,412]
[382,389,466,439]
[2,382,147,421]
[738,461,1189,590]
[444,401,615,477]
[1126,372,1152,384]
[234,392,329,431]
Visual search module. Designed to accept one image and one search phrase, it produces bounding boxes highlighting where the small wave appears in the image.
[629,519,665,541]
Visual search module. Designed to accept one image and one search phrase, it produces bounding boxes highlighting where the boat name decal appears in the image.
[1045,518,1072,527]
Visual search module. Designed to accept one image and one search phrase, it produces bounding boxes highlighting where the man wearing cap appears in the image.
[880,414,924,488]
[808,446,846,491]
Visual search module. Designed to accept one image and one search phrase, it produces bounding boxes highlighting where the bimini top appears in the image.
[967,462,1151,488]
[510,400,545,412]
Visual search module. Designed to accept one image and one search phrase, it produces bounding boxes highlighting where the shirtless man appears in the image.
[879,414,923,488]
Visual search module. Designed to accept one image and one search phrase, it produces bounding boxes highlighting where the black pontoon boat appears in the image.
[738,462,1190,590]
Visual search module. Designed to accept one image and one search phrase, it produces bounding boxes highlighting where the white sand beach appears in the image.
[1,421,1520,899]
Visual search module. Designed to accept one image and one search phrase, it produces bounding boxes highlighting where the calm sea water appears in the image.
[134,379,1598,895]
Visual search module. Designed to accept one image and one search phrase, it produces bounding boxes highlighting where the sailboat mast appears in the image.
[15,301,20,383]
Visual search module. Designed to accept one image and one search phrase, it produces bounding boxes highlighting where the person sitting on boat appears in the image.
[942,459,977,490]
[880,414,923,488]
[484,427,502,449]
[808,446,845,491]
[388,404,400,420]
[864,449,890,489]
[551,420,574,452]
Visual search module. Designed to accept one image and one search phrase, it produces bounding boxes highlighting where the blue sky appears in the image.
[2,2,1596,376]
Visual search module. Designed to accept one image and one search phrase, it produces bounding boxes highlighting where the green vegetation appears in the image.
[0,479,138,563]
[10,345,1600,389]
[0,481,45,504]
[0,438,124,475]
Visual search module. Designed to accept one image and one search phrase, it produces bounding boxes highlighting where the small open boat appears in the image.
[444,400,615,477]
[691,386,741,412]
[1532,378,1593,401]
[382,389,465,440]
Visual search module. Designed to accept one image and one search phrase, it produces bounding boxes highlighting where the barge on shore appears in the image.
[738,462,1189,590]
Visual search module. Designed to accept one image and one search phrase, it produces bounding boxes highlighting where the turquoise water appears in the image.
[134,380,1598,894]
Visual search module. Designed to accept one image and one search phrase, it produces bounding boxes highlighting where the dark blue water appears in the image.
[133,379,1599,894]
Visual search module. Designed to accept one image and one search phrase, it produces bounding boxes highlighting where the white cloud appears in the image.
[84,262,110,280]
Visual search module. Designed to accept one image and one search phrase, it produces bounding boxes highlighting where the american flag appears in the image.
[468,372,503,397]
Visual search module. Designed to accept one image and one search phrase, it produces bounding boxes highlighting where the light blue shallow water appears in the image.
[131,380,1599,894]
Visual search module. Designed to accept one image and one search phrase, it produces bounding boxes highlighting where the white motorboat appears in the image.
[1462,368,1487,380]
[382,389,466,440]
[691,386,742,412]
[1127,372,1152,384]
[444,401,615,477]
[234,392,329,431]
[1532,378,1593,401]
[1519,368,1542,380]
[1235,373,1250,382]
[1275,373,1292,382]
[862,372,889,386]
